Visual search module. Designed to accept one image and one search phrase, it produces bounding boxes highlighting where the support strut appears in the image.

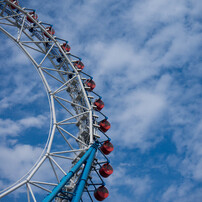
[71,143,97,202]
[43,142,99,202]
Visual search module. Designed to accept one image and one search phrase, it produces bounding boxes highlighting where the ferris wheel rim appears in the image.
[0,1,113,201]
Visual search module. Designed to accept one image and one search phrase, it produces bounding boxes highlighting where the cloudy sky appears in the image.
[0,0,202,201]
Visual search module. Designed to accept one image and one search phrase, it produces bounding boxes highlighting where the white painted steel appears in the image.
[0,0,106,201]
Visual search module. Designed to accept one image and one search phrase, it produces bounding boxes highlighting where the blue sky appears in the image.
[0,0,202,201]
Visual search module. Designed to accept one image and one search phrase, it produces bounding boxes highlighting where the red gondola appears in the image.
[100,141,114,155]
[85,79,96,91]
[99,119,110,133]
[27,11,38,23]
[74,61,84,70]
[94,99,104,111]
[44,26,55,38]
[8,0,19,9]
[99,163,113,178]
[94,186,109,201]
[61,43,71,52]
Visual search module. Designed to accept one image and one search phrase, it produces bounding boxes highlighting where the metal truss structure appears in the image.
[0,1,113,201]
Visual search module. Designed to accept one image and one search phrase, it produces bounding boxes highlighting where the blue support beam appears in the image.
[43,143,98,202]
[71,143,99,202]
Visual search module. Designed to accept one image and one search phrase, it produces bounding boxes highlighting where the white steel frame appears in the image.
[0,0,102,201]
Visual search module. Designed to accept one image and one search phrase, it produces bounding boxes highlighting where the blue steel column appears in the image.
[43,145,96,202]
[71,142,99,202]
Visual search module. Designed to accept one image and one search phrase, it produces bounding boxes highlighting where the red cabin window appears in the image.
[94,186,109,201]
[9,0,19,9]
[85,79,96,91]
[61,43,71,52]
[99,163,113,178]
[74,61,84,70]
[94,99,104,111]
[100,141,114,155]
[44,27,55,38]
[27,11,38,23]
[99,119,111,133]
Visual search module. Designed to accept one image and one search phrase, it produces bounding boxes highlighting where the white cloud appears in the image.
[105,165,152,201]
[161,182,202,202]
[0,0,202,201]
[19,115,47,128]
[0,143,73,194]
[0,119,21,137]
[110,90,166,147]
[0,144,43,183]
[0,115,48,138]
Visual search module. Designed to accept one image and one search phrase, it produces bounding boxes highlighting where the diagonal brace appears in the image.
[43,143,99,202]
[71,143,98,202]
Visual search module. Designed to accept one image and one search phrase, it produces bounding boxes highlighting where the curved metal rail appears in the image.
[0,1,112,201]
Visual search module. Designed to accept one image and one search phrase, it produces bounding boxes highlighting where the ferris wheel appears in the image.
[0,0,114,201]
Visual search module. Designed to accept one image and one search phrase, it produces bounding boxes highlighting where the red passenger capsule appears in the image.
[61,43,71,52]
[100,141,114,155]
[27,11,38,23]
[85,79,96,91]
[99,119,110,133]
[94,186,109,201]
[74,61,84,70]
[8,0,19,9]
[94,99,104,111]
[99,163,113,178]
[44,26,55,38]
